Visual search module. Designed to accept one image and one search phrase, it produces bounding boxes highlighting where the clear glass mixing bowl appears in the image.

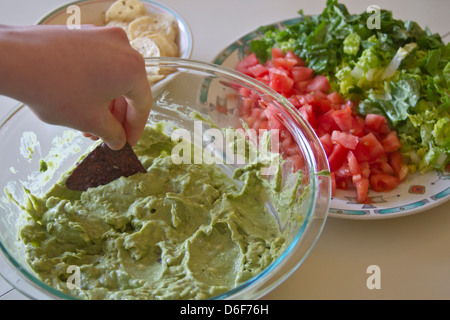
[0,57,330,300]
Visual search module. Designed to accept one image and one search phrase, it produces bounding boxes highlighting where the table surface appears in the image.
[0,0,449,300]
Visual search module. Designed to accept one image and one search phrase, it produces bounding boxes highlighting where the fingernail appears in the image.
[106,138,126,150]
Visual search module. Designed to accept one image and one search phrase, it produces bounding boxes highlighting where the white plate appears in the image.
[36,0,193,60]
[212,17,450,220]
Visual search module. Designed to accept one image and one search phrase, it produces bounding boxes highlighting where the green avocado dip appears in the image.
[15,122,303,300]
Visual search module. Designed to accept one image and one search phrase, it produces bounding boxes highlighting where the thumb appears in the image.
[95,110,127,150]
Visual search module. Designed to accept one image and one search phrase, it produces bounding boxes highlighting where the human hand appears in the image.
[0,24,152,150]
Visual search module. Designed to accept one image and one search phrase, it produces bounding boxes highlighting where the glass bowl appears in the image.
[0,57,330,300]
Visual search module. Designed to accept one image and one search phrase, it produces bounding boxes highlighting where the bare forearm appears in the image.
[0,25,30,101]
[0,25,76,109]
[0,24,151,150]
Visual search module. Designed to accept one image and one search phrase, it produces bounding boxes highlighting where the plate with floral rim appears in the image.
[211,17,450,219]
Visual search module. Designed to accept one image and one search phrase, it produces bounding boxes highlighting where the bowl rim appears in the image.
[34,0,194,60]
[0,57,330,300]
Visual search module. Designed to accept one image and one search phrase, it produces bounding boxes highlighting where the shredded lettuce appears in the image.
[343,32,361,56]
[250,0,449,173]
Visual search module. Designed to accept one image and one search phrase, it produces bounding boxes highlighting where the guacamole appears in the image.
[17,123,292,300]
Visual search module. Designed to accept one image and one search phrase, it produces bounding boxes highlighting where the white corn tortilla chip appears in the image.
[128,14,178,42]
[105,20,130,38]
[138,32,179,57]
[105,0,147,23]
[130,36,161,58]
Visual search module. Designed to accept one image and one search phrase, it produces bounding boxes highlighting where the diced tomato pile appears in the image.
[234,48,409,203]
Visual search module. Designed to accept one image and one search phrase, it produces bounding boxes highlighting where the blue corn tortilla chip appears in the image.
[65,142,146,191]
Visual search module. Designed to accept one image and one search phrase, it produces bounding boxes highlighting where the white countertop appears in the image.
[0,0,449,300]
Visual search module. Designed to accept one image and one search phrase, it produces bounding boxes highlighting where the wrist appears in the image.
[0,25,53,105]
[0,25,27,99]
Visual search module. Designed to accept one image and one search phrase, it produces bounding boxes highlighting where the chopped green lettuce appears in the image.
[343,32,361,56]
[250,0,449,173]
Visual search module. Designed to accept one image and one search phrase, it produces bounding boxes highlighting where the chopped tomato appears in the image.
[331,131,359,150]
[284,143,300,157]
[347,151,361,175]
[239,97,254,118]
[319,133,334,156]
[364,114,390,135]
[271,48,284,59]
[235,53,258,75]
[350,116,364,137]
[318,109,339,133]
[359,133,385,161]
[292,67,314,82]
[298,104,317,128]
[328,144,349,172]
[353,141,371,162]
[249,64,269,78]
[306,75,331,93]
[236,49,409,203]
[285,50,305,66]
[378,161,395,176]
[287,154,304,172]
[294,80,311,92]
[370,174,400,192]
[390,151,409,181]
[335,162,352,178]
[281,132,295,152]
[359,161,370,178]
[273,57,297,70]
[332,106,354,132]
[266,115,286,132]
[335,175,352,190]
[327,91,344,104]
[352,174,369,203]
[317,96,332,114]
[381,131,402,153]
[269,71,294,93]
